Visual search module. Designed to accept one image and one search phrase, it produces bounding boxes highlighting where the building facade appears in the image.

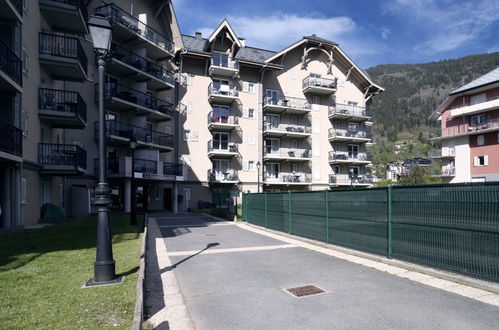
[177,20,383,210]
[430,67,499,183]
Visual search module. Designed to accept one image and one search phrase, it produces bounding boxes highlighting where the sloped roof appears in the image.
[450,67,499,95]
[235,47,276,63]
[181,34,209,55]
[304,34,338,46]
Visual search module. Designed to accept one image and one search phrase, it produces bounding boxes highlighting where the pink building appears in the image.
[430,68,499,183]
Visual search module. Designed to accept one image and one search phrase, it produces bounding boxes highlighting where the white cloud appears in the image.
[385,0,499,55]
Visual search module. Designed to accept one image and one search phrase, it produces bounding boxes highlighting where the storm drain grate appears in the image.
[285,285,326,298]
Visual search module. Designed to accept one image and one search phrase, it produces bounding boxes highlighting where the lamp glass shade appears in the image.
[88,15,112,54]
[256,161,261,170]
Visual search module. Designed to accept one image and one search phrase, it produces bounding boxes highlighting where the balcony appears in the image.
[208,169,239,184]
[263,123,311,138]
[95,120,173,151]
[328,152,372,164]
[264,173,311,186]
[39,143,86,175]
[433,118,499,140]
[328,128,371,143]
[329,174,373,187]
[99,83,174,121]
[207,112,239,131]
[328,104,371,122]
[0,0,22,22]
[208,83,239,104]
[432,167,456,178]
[39,0,88,34]
[302,75,337,95]
[208,57,239,78]
[108,44,174,91]
[95,3,175,60]
[207,140,239,158]
[428,148,455,159]
[263,149,311,162]
[38,88,86,129]
[450,95,499,118]
[0,39,22,92]
[263,96,311,115]
[39,32,87,81]
[0,120,22,161]
[95,158,181,180]
[163,163,182,177]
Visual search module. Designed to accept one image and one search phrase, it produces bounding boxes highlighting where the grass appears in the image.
[0,215,144,329]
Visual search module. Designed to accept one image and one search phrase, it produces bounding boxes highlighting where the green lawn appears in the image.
[0,215,144,329]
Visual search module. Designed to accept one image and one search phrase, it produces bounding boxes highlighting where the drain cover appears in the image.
[285,285,326,298]
[205,233,217,237]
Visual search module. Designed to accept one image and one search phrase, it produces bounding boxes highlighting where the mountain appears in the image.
[367,52,499,142]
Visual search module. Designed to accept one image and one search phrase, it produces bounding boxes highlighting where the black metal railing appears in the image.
[95,120,174,148]
[110,43,174,85]
[207,111,239,125]
[302,75,337,90]
[164,163,182,176]
[39,32,88,75]
[0,39,22,87]
[329,103,371,118]
[46,0,88,22]
[99,82,174,117]
[95,3,174,54]
[7,0,23,17]
[328,128,372,140]
[263,96,310,110]
[134,158,157,174]
[329,174,373,185]
[208,169,239,182]
[39,88,87,122]
[328,151,372,162]
[38,143,87,170]
[210,56,239,69]
[0,120,22,157]
[208,83,239,98]
[208,140,239,153]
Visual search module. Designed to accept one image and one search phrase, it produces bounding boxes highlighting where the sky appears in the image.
[172,0,499,68]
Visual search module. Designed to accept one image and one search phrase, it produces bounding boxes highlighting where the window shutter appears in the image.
[484,155,488,166]
[191,130,198,142]
[312,141,320,157]
[185,101,192,114]
[312,118,320,133]
[248,134,255,145]
[313,164,321,180]
[242,81,249,92]
[243,160,249,171]
[183,129,190,141]
[473,156,478,166]
[243,108,248,118]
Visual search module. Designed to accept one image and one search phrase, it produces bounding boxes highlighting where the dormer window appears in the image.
[212,52,229,68]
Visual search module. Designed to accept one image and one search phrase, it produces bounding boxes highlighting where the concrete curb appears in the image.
[132,215,148,330]
[238,221,499,297]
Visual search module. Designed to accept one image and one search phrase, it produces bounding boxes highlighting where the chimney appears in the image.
[195,32,202,39]
[239,37,246,47]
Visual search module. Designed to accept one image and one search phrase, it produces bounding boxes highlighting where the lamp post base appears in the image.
[83,275,124,288]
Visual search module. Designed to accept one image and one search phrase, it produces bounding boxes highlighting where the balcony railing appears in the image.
[39,32,88,75]
[329,174,373,185]
[263,96,310,110]
[164,163,182,176]
[263,123,311,134]
[96,120,174,148]
[207,112,239,125]
[441,118,499,138]
[208,169,239,183]
[100,82,174,117]
[207,140,239,153]
[265,173,311,184]
[441,167,456,177]
[110,43,174,85]
[328,152,372,162]
[328,128,371,140]
[134,158,157,174]
[210,57,239,69]
[264,149,311,159]
[0,39,22,87]
[302,75,337,90]
[328,104,371,118]
[428,148,455,158]
[208,83,239,98]
[0,120,22,157]
[448,95,499,111]
[95,3,174,55]
[39,88,87,122]
[38,143,86,170]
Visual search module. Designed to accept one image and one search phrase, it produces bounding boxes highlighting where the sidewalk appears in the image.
[145,213,499,330]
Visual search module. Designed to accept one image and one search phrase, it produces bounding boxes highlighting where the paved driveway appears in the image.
[145,213,499,330]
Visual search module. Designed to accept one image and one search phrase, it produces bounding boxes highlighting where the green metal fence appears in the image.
[242,183,499,282]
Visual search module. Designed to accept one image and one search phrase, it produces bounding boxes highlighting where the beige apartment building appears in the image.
[177,20,383,210]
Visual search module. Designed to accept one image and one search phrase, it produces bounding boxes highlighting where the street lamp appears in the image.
[129,137,137,226]
[256,161,261,193]
[86,15,119,286]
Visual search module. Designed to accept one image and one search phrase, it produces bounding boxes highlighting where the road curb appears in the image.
[132,215,148,330]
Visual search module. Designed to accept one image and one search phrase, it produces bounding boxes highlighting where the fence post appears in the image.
[387,185,393,258]
[264,192,268,228]
[288,190,292,234]
[325,189,329,243]
[242,193,246,221]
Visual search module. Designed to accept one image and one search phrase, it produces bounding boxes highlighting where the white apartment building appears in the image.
[177,20,383,210]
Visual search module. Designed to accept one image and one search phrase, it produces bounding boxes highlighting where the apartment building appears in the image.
[178,20,383,210]
[0,0,182,230]
[430,67,499,183]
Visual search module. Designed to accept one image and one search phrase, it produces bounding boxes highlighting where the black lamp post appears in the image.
[129,137,137,226]
[256,161,261,193]
[86,15,120,286]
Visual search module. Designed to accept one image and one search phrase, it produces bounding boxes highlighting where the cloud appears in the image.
[385,0,499,55]
[381,28,391,40]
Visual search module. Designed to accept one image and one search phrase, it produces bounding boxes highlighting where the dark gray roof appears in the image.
[235,47,276,63]
[451,67,499,95]
[181,34,209,55]
[304,34,338,46]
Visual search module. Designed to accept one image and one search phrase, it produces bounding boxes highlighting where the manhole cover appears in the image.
[285,285,327,298]
[205,234,217,237]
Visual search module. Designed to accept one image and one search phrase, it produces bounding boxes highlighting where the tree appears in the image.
[398,165,430,185]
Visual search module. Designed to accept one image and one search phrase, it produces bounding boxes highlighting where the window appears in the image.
[183,129,198,142]
[212,159,230,180]
[470,93,486,105]
[471,114,486,127]
[248,83,255,94]
[211,105,229,123]
[474,155,488,166]
[212,52,229,67]
[183,129,191,141]
[248,108,254,119]
[265,89,280,105]
[292,163,298,173]
[348,145,359,158]
[265,163,280,179]
[264,114,280,130]
[334,166,340,174]
[265,138,280,154]
[247,133,255,145]
[212,132,228,149]
[311,95,320,111]
[477,135,485,146]
[248,161,255,171]
[291,140,298,149]
[347,122,359,132]
[290,115,298,125]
